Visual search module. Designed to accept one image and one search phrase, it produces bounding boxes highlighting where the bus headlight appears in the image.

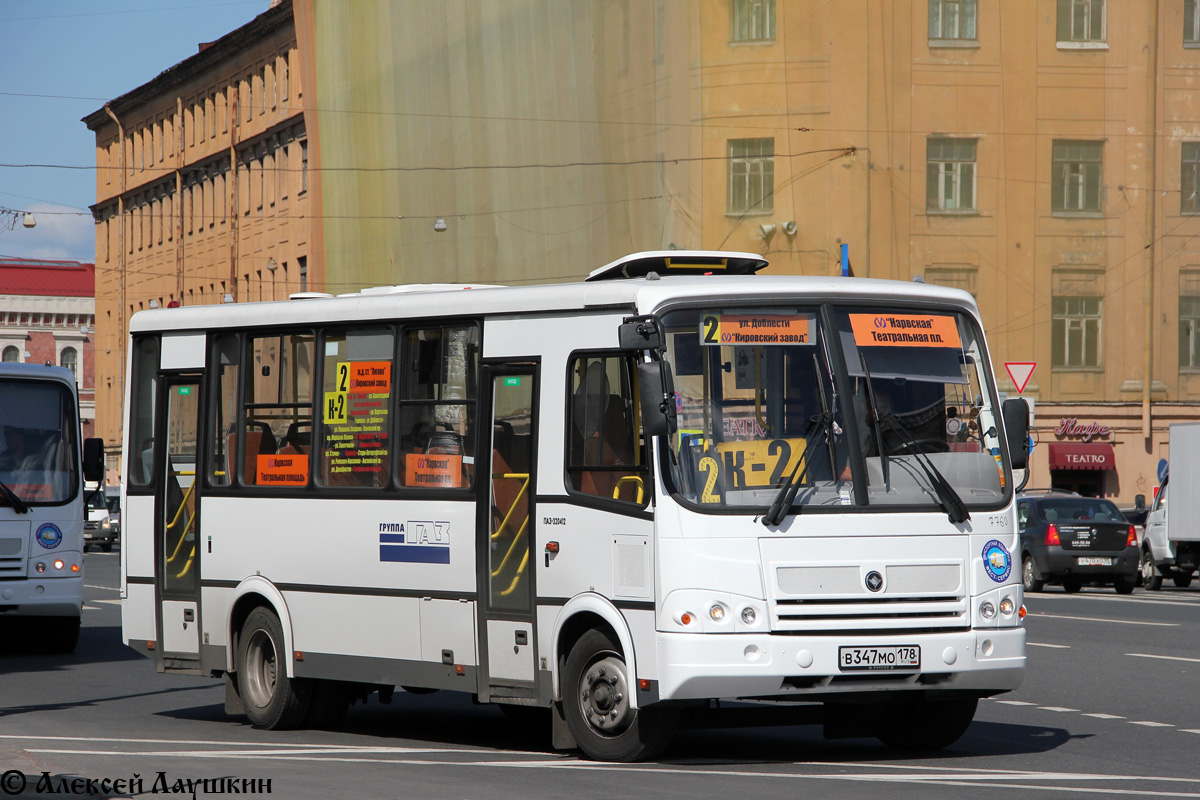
[35,562,46,573]
[53,560,65,571]
[740,607,757,625]
[999,596,1015,616]
[709,604,727,623]
[979,601,996,620]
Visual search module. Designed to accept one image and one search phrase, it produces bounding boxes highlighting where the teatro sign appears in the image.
[1055,418,1110,442]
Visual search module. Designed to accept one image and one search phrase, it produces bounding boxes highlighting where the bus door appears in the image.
[477,364,539,700]
[155,376,204,664]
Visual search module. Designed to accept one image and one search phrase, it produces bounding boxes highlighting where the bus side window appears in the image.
[565,353,647,506]
[398,324,479,489]
[243,332,314,487]
[208,334,239,486]
[317,327,394,488]
[127,336,160,490]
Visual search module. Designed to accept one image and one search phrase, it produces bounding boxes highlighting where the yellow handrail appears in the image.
[164,481,197,565]
[613,475,645,504]
[490,471,531,594]
[490,473,529,542]
[175,546,196,579]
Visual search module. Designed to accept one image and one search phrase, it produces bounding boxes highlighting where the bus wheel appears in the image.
[1173,572,1193,589]
[563,629,677,762]
[43,617,80,654]
[237,607,310,729]
[876,697,978,750]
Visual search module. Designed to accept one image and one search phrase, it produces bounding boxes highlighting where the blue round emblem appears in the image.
[36,523,63,550]
[982,539,1012,583]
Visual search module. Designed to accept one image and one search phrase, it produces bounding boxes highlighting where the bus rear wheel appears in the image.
[876,696,978,750]
[237,607,310,729]
[563,629,677,762]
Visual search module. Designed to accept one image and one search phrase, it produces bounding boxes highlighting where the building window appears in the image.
[926,138,977,212]
[1181,296,1200,370]
[1052,296,1102,368]
[727,138,774,214]
[1057,0,1105,44]
[280,53,289,101]
[300,139,308,194]
[60,347,78,379]
[1183,142,1200,214]
[929,0,976,42]
[731,0,774,42]
[1188,0,1200,44]
[2,346,19,363]
[1052,140,1103,214]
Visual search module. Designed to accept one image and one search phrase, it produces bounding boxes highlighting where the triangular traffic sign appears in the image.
[1004,362,1036,394]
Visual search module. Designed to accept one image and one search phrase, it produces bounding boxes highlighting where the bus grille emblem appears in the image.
[864,570,884,592]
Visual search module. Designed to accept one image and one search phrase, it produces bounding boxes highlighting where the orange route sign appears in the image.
[405,453,463,488]
[701,314,811,346]
[850,314,962,349]
[257,454,309,486]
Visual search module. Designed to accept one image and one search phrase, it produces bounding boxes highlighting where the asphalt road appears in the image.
[1,551,1198,799]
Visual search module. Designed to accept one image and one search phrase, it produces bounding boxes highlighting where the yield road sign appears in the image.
[1004,362,1036,394]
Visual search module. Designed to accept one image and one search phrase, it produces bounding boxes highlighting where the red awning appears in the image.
[1048,442,1116,471]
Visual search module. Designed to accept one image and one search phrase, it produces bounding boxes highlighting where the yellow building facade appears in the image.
[85,1,309,478]
[89,0,1200,502]
[294,0,1200,505]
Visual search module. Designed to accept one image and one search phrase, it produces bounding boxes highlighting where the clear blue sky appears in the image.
[0,0,268,262]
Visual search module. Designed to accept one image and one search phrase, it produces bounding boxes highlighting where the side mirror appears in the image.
[1002,398,1029,472]
[638,360,678,438]
[83,437,105,483]
[619,315,664,352]
[1135,493,1146,510]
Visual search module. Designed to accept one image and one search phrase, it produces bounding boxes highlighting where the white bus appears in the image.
[1,363,105,653]
[120,251,1029,761]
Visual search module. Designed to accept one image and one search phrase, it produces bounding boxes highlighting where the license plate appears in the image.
[838,645,920,671]
[83,533,94,539]
[1077,556,1112,566]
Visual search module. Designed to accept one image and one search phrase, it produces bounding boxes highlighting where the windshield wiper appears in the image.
[857,354,967,524]
[762,411,833,527]
[876,413,970,524]
[0,477,31,514]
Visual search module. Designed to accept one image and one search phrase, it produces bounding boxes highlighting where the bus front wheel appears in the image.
[562,629,677,762]
[43,616,80,654]
[876,696,978,751]
[237,607,311,730]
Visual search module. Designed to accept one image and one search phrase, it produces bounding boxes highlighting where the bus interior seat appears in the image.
[227,421,278,485]
[278,421,312,455]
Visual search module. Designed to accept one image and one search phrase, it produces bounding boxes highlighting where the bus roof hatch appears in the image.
[585,250,769,282]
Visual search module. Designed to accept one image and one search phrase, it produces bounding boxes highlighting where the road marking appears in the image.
[1182,730,1200,735]
[1129,721,1174,727]
[1039,707,1079,712]
[1029,613,1178,627]
[1027,642,1071,648]
[1127,653,1200,664]
[996,700,1037,706]
[1083,714,1126,720]
[20,749,1200,796]
[1029,593,1200,609]
[84,584,119,591]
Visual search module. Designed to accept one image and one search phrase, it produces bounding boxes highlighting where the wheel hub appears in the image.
[579,655,631,734]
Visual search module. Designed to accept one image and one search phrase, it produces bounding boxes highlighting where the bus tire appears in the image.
[305,680,350,728]
[1173,572,1193,589]
[44,616,80,654]
[237,607,310,730]
[876,696,978,751]
[563,629,677,762]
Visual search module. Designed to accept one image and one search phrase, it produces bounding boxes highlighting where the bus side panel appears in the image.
[200,496,476,666]
[123,582,158,646]
[287,593,422,662]
[123,494,157,579]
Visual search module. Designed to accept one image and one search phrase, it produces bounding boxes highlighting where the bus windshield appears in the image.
[0,379,79,504]
[660,304,1007,513]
